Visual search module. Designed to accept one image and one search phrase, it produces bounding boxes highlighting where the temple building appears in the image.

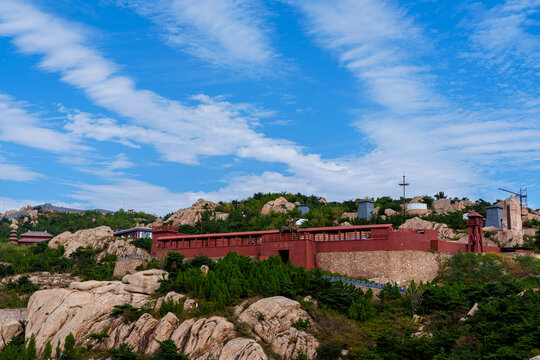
[18,231,53,245]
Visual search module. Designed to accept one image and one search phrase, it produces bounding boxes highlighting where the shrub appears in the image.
[316,342,341,360]
[130,238,153,253]
[110,343,138,360]
[292,318,310,331]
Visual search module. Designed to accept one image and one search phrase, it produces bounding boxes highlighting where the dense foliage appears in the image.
[0,209,156,241]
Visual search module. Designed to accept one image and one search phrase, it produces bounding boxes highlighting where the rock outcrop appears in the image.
[122,269,168,295]
[260,197,296,215]
[162,199,229,227]
[341,212,358,220]
[239,296,318,359]
[48,226,114,256]
[26,281,150,356]
[400,217,461,241]
[22,273,268,360]
[49,226,149,259]
[0,310,26,348]
[432,199,454,214]
[0,272,78,289]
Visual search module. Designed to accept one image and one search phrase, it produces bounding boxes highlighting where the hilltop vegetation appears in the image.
[172,192,497,235]
[0,209,156,241]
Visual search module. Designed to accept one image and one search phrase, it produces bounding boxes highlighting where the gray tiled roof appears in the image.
[20,231,53,237]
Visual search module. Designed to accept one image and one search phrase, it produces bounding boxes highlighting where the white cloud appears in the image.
[290,0,440,114]
[467,0,540,71]
[0,94,85,153]
[0,155,41,182]
[119,0,276,71]
[1,0,538,210]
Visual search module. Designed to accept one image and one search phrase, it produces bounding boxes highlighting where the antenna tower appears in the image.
[399,173,410,214]
[498,187,528,211]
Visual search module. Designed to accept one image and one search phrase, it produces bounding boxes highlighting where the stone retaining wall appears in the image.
[316,250,450,285]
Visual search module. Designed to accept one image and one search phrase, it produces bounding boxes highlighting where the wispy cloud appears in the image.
[0,155,41,182]
[119,0,277,72]
[467,0,540,72]
[290,0,440,114]
[0,94,85,153]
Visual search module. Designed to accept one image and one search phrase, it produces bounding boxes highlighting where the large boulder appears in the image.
[0,310,26,349]
[122,269,168,295]
[48,226,114,256]
[452,200,473,212]
[239,297,318,359]
[163,199,229,227]
[400,217,461,241]
[261,197,295,215]
[432,199,454,214]
[103,314,265,360]
[25,281,150,357]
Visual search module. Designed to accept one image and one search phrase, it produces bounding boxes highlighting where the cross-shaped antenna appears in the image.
[399,173,410,214]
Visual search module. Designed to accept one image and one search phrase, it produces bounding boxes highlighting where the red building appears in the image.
[18,231,53,245]
[150,223,504,269]
[8,229,18,243]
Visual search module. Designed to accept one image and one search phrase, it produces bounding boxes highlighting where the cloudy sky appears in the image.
[0,0,538,215]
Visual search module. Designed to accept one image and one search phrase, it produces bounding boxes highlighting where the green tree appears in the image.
[152,339,190,360]
[42,341,52,360]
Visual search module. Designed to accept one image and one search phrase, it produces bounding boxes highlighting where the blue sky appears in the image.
[0,0,539,215]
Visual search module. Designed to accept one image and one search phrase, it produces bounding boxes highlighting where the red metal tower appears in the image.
[467,212,484,253]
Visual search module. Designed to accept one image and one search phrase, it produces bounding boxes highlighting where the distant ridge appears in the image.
[3,203,114,219]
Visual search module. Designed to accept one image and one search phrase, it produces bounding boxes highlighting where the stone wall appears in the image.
[316,250,450,285]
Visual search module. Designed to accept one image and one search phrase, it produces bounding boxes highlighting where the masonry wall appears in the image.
[316,250,450,284]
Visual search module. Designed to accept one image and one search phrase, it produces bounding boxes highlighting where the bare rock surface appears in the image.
[218,338,268,360]
[163,199,229,226]
[271,328,319,360]
[0,272,78,289]
[341,212,358,219]
[238,296,318,359]
[260,197,295,215]
[122,269,168,295]
[155,291,185,311]
[239,296,308,343]
[384,208,397,216]
[103,313,264,360]
[432,198,455,214]
[48,226,114,256]
[0,309,26,348]
[400,217,461,241]
[25,280,150,356]
[452,200,473,211]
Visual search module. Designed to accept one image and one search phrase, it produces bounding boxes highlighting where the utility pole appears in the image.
[399,173,410,214]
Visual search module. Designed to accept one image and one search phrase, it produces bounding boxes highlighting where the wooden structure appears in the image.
[467,212,485,253]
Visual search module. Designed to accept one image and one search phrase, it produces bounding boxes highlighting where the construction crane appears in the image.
[498,187,528,211]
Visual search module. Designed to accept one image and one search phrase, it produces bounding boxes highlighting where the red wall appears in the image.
[151,225,513,267]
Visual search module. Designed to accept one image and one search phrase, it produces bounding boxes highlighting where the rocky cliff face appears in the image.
[400,217,463,241]
[19,272,318,360]
[260,197,296,215]
[0,309,26,349]
[152,199,230,227]
[48,226,149,259]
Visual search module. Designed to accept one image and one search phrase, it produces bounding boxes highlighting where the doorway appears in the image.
[278,249,290,263]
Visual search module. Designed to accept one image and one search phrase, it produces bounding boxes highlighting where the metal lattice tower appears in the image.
[399,173,410,214]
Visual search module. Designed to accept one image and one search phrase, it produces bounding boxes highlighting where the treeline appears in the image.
[174,192,495,235]
[0,209,156,241]
[153,251,540,360]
